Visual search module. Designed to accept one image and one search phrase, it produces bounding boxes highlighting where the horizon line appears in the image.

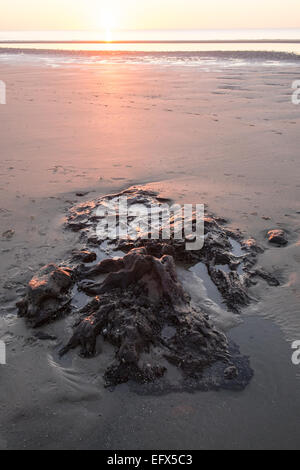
[1,39,300,44]
[1,27,300,32]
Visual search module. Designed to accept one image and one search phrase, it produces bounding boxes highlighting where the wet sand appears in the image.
[0,55,300,449]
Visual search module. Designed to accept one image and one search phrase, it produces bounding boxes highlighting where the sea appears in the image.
[0,28,300,53]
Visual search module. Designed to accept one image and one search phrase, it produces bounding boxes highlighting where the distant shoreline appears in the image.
[0,48,300,63]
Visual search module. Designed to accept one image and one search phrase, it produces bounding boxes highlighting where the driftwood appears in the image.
[16,188,280,392]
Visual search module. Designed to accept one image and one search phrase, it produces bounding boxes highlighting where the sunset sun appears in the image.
[100,9,117,41]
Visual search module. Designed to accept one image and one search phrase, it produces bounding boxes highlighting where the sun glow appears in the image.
[100,8,117,42]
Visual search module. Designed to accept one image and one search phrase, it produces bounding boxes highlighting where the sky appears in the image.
[0,0,300,31]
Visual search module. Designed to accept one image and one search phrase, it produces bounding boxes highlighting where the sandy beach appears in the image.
[1,51,300,449]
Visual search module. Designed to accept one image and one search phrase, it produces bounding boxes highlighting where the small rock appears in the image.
[2,229,15,240]
[72,250,97,263]
[76,192,89,197]
[17,264,74,326]
[267,229,288,246]
[34,332,57,341]
[242,238,264,253]
[224,366,238,380]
